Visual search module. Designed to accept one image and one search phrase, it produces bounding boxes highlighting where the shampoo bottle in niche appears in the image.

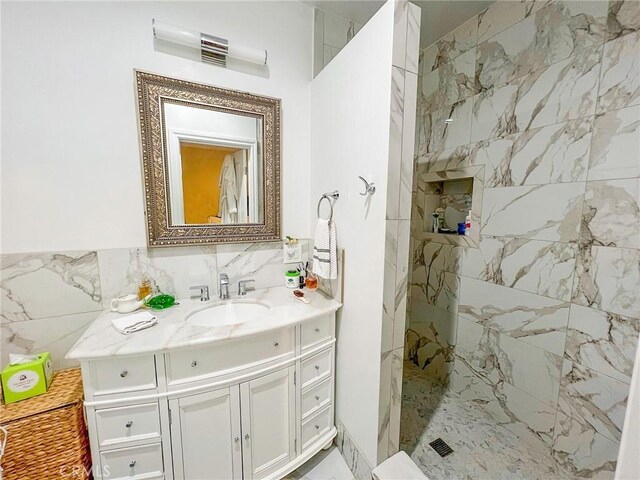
[465,214,471,236]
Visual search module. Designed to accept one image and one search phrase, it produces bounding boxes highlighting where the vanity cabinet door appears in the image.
[240,366,296,480]
[169,386,242,480]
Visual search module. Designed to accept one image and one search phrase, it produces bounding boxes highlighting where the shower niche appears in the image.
[417,165,484,248]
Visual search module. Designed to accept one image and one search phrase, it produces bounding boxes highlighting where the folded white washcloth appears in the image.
[111,311,157,335]
[313,218,337,279]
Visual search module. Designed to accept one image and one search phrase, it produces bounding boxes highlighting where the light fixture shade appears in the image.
[152,19,267,67]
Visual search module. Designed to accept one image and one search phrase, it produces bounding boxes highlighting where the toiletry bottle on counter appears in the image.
[285,270,300,289]
[465,214,471,236]
[138,277,152,300]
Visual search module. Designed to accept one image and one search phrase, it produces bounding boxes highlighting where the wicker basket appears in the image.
[0,368,91,480]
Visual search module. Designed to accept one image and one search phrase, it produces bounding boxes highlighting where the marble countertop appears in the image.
[66,286,341,360]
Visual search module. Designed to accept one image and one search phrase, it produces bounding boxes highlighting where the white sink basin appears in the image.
[187,301,270,327]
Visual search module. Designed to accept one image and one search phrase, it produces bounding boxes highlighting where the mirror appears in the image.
[135,71,280,246]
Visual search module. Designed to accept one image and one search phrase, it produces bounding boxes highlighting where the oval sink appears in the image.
[187,301,270,327]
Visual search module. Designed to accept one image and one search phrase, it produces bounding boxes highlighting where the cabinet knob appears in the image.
[129,460,136,468]
[234,436,240,443]
[315,395,320,401]
[191,360,198,367]
[315,365,320,370]
[244,433,250,440]
[273,342,279,347]
[315,424,320,430]
[126,421,133,428]
[315,328,320,333]
[120,370,128,378]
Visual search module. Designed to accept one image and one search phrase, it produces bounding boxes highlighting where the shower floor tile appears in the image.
[400,363,576,480]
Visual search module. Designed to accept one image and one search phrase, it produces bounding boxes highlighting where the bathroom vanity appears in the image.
[67,287,341,480]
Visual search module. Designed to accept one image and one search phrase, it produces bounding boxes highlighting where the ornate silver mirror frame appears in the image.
[135,70,281,246]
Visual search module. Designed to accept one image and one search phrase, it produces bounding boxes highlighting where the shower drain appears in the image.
[429,438,454,457]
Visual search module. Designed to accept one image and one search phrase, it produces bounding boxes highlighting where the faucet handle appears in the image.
[238,279,255,296]
[190,285,210,301]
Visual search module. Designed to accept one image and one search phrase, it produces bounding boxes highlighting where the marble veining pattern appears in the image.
[335,420,373,480]
[408,0,639,476]
[1,311,99,371]
[565,304,639,384]
[597,29,640,113]
[421,48,477,111]
[471,46,601,143]
[580,178,640,249]
[557,360,630,443]
[481,183,585,242]
[1,251,101,322]
[418,97,473,153]
[458,276,570,356]
[97,246,218,309]
[572,245,640,319]
[476,1,607,91]
[420,15,477,74]
[460,236,577,301]
[455,316,563,405]
[477,0,552,45]
[606,0,640,42]
[66,286,341,360]
[480,117,593,187]
[587,105,640,181]
[401,362,575,480]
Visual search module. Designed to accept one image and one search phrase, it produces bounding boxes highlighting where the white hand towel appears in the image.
[112,311,157,335]
[313,218,337,279]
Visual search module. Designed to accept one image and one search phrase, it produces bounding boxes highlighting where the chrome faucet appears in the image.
[190,285,210,302]
[219,273,230,299]
[238,279,255,296]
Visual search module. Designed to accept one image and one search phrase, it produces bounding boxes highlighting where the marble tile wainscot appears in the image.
[0,240,310,370]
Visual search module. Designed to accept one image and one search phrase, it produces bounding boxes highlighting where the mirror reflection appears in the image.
[163,102,264,225]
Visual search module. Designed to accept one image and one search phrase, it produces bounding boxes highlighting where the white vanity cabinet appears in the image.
[79,313,336,480]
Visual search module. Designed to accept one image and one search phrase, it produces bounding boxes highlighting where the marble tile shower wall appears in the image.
[1,241,309,371]
[406,0,639,477]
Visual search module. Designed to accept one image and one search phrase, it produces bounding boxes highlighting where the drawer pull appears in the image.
[191,360,198,367]
[315,395,320,400]
[273,342,279,347]
[315,424,320,429]
[129,460,136,468]
[125,421,133,428]
[315,328,320,332]
[234,436,240,443]
[315,365,320,370]
[120,370,128,378]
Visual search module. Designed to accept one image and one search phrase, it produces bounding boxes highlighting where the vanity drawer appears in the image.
[167,327,295,386]
[96,403,161,448]
[300,348,332,389]
[301,315,334,352]
[91,356,157,397]
[301,377,332,419]
[99,442,164,479]
[301,406,332,452]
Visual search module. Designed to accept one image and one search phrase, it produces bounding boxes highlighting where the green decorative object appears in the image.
[145,294,176,310]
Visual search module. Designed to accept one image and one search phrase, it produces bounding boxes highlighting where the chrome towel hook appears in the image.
[358,176,376,196]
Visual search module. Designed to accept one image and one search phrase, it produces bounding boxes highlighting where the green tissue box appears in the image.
[1,352,53,404]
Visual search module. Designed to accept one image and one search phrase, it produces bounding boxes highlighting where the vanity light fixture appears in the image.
[152,19,267,67]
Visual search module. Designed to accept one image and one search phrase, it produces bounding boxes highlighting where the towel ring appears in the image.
[317,191,339,221]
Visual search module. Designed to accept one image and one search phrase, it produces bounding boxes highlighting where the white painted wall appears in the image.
[310,1,394,466]
[1,1,312,253]
[616,337,640,480]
